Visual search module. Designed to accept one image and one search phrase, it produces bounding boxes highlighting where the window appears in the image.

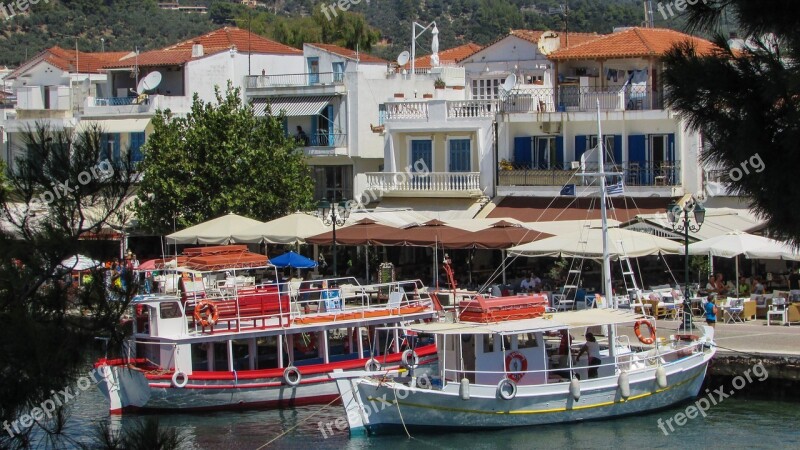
[159,302,182,319]
[312,165,352,201]
[517,333,538,349]
[471,77,505,100]
[332,62,345,82]
[448,138,471,172]
[483,334,494,353]
[589,135,616,163]
[534,136,556,169]
[130,132,145,163]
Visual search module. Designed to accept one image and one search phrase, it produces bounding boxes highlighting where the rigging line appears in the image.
[254,394,343,449]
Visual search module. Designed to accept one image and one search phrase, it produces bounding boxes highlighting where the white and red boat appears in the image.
[95,246,441,413]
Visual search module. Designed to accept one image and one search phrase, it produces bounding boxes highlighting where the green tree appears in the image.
[0,123,138,447]
[661,0,800,244]
[135,84,314,234]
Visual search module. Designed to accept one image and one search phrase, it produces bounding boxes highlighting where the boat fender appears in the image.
[497,378,517,401]
[416,374,432,390]
[569,377,581,401]
[171,371,188,388]
[634,320,656,345]
[459,377,470,400]
[365,358,382,372]
[618,370,630,400]
[401,349,419,370]
[283,366,302,387]
[655,366,668,389]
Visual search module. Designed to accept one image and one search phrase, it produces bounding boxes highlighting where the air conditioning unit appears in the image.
[541,121,562,134]
[570,161,581,169]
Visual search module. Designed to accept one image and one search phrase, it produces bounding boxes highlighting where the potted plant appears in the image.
[499,159,514,171]
[434,78,446,89]
[394,92,405,98]
[422,93,433,99]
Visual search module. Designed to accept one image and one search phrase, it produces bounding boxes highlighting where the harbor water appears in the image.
[34,362,800,449]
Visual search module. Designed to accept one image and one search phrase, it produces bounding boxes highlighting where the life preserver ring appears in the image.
[497,378,517,400]
[283,366,301,386]
[505,351,528,382]
[634,320,656,345]
[171,371,188,388]
[296,333,317,354]
[365,358,381,372]
[193,300,219,328]
[401,349,419,369]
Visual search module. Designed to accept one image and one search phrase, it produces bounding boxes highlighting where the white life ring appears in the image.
[171,371,188,388]
[283,366,302,387]
[497,378,517,400]
[401,349,419,369]
[365,358,381,372]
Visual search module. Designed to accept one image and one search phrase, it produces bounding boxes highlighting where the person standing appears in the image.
[575,332,601,379]
[703,295,717,328]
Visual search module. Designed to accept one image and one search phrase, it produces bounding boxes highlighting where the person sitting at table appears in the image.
[752,276,765,295]
[714,273,728,295]
[520,272,541,292]
[738,275,751,296]
[705,275,717,294]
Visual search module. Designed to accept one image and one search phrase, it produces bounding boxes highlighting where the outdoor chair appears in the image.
[722,298,744,324]
[552,293,574,311]
[768,297,788,326]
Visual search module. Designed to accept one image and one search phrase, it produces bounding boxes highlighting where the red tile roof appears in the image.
[406,43,482,69]
[549,27,720,60]
[510,30,601,49]
[306,43,387,63]
[7,47,130,78]
[104,27,301,69]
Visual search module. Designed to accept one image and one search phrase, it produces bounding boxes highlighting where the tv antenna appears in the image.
[548,1,570,47]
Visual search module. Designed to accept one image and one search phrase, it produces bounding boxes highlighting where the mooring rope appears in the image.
[254,394,342,449]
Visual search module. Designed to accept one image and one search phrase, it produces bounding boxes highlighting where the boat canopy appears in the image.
[404,309,644,335]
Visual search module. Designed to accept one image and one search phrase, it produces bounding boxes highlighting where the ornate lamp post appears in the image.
[317,198,350,277]
[666,199,706,330]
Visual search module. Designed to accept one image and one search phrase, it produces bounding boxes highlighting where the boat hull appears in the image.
[335,349,714,434]
[96,350,437,414]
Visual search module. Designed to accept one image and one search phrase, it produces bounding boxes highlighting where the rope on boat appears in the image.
[709,343,771,359]
[393,384,412,439]
[254,394,342,449]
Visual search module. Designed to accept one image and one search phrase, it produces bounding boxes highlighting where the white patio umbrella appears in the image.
[60,255,102,271]
[166,213,264,245]
[683,231,800,295]
[508,226,682,259]
[430,24,440,67]
[232,212,334,245]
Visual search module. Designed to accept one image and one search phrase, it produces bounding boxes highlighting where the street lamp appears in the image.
[666,199,705,330]
[317,198,350,277]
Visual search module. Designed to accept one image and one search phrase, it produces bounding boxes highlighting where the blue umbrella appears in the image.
[270,251,317,269]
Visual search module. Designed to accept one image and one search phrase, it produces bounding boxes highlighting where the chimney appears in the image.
[192,42,204,58]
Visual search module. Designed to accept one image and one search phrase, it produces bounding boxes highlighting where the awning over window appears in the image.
[251,96,334,117]
[76,118,150,134]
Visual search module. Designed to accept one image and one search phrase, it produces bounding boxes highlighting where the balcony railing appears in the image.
[385,101,429,120]
[245,72,344,89]
[365,172,481,193]
[447,100,499,118]
[93,97,137,106]
[294,132,347,148]
[500,85,664,113]
[498,161,681,187]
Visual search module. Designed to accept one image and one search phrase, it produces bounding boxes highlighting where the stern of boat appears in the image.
[95,361,152,414]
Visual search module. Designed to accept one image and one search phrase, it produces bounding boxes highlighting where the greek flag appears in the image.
[560,184,576,196]
[607,180,624,196]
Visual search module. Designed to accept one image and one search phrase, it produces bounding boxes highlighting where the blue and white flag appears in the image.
[560,184,576,196]
[607,180,624,196]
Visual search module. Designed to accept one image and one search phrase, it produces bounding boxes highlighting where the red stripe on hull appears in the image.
[111,394,341,414]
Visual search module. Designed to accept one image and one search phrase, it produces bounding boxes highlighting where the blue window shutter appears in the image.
[613,135,622,164]
[556,136,564,167]
[513,136,532,168]
[113,133,121,165]
[310,116,317,145]
[130,132,145,162]
[668,133,675,161]
[411,140,432,171]
[574,135,587,162]
[327,105,334,145]
[449,139,471,172]
[628,134,647,184]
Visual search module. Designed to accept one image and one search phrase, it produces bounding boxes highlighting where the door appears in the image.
[410,140,432,189]
[307,58,320,84]
[449,139,471,190]
[130,132,145,163]
[535,137,556,169]
[513,136,533,169]
[316,105,333,146]
[628,134,647,185]
[650,134,668,185]
[332,62,344,82]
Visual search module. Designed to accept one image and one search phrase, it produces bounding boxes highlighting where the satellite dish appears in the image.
[137,71,162,94]
[501,74,517,93]
[538,31,561,55]
[396,51,410,67]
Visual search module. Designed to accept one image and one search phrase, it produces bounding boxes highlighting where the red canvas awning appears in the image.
[305,218,401,246]
[488,197,668,222]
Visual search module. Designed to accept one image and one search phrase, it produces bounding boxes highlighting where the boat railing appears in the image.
[439,340,704,387]
[181,278,433,333]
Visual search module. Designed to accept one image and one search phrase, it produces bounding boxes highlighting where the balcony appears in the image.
[244,72,346,96]
[385,101,429,120]
[295,132,348,156]
[83,95,193,117]
[499,161,681,187]
[365,171,482,198]
[447,100,499,118]
[500,85,664,113]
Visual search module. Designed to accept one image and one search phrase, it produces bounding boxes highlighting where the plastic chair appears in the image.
[767,297,787,326]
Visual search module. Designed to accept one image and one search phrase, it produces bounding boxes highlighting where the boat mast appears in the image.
[596,100,613,304]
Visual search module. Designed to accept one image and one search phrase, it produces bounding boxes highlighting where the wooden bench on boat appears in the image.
[187,285,291,331]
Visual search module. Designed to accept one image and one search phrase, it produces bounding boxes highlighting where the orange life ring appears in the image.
[505,351,528,382]
[193,300,219,328]
[296,333,317,354]
[634,320,656,345]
